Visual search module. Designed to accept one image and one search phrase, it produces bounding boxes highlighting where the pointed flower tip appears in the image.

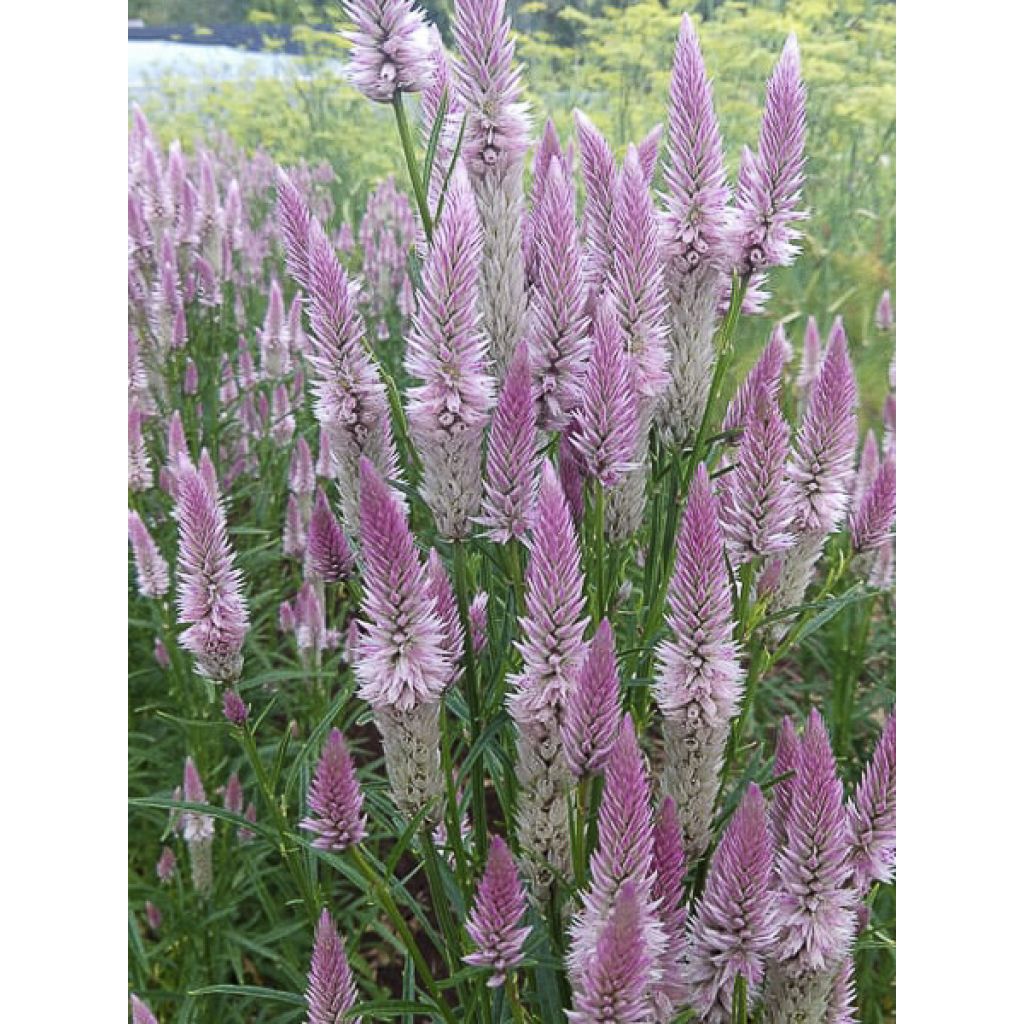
[300,728,368,851]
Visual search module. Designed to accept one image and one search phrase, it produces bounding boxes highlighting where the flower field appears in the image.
[127,2,896,1022]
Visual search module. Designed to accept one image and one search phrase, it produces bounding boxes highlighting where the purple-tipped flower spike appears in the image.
[356,459,451,710]
[316,426,334,479]
[730,35,807,274]
[405,166,495,538]
[562,618,623,779]
[469,591,489,654]
[464,835,531,986]
[174,463,249,683]
[131,994,159,1024]
[850,457,896,555]
[875,289,894,331]
[825,957,857,1024]
[342,0,431,103]
[682,784,778,1023]
[183,357,199,396]
[575,110,617,310]
[720,383,797,564]
[722,324,792,434]
[789,320,859,535]
[276,170,313,291]
[128,511,170,599]
[850,430,880,515]
[651,797,689,1015]
[636,123,663,185]
[156,845,176,883]
[769,717,800,851]
[222,689,248,726]
[182,756,215,895]
[662,13,730,276]
[568,881,657,1024]
[224,771,244,815]
[260,280,290,379]
[166,409,189,473]
[154,637,171,670]
[797,315,822,400]
[307,488,355,583]
[289,437,316,498]
[294,581,328,656]
[306,909,360,1024]
[145,899,162,934]
[569,716,666,985]
[559,429,586,526]
[478,341,540,544]
[528,154,589,430]
[848,711,896,895]
[283,493,307,560]
[656,464,742,859]
[523,118,563,284]
[300,728,368,851]
[572,300,640,489]
[426,548,465,686]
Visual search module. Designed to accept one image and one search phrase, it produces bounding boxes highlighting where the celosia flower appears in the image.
[405,166,494,538]
[656,464,742,858]
[342,0,431,104]
[464,835,531,986]
[788,319,859,535]
[154,637,170,670]
[307,488,355,583]
[651,797,688,1014]
[260,279,291,379]
[128,511,170,599]
[636,123,662,184]
[848,711,896,895]
[294,581,328,656]
[469,591,489,653]
[131,995,159,1024]
[300,728,368,851]
[562,618,623,779]
[850,429,880,515]
[316,426,334,479]
[478,341,540,544]
[183,358,199,396]
[797,315,822,399]
[826,957,857,1024]
[720,383,796,564]
[222,689,248,726]
[289,437,316,498]
[523,118,564,284]
[568,881,656,1024]
[426,548,464,685]
[356,458,451,710]
[730,35,807,274]
[224,771,244,815]
[850,457,896,555]
[306,908,360,1024]
[240,802,258,843]
[875,289,894,331]
[128,404,152,493]
[144,900,162,934]
[182,756,215,896]
[575,110,617,308]
[722,324,792,434]
[571,299,640,489]
[528,154,589,429]
[156,845,176,883]
[769,716,800,851]
[682,784,778,1023]
[283,493,307,560]
[559,429,586,525]
[174,461,249,683]
[166,410,189,474]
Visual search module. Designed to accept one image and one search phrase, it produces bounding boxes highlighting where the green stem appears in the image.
[505,975,528,1024]
[393,93,433,243]
[419,826,468,1002]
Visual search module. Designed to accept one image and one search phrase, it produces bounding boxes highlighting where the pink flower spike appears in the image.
[850,456,896,555]
[128,511,170,599]
[222,689,248,726]
[342,0,431,104]
[562,619,622,779]
[426,549,464,686]
[875,289,894,331]
[651,797,689,1013]
[722,323,792,434]
[307,488,355,583]
[224,771,244,815]
[300,728,368,851]
[848,711,896,894]
[128,405,153,494]
[574,110,617,308]
[283,493,307,560]
[306,908,360,1024]
[289,437,316,498]
[156,845,176,883]
[131,995,159,1024]
[797,315,822,398]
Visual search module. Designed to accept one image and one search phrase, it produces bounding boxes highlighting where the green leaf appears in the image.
[187,985,304,1006]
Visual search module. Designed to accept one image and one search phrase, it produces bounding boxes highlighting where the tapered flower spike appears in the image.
[183,358,199,396]
[426,548,465,686]
[524,118,564,284]
[131,994,159,1024]
[656,463,743,859]
[651,797,689,1015]
[469,591,489,653]
[307,488,355,583]
[224,771,244,815]
[166,409,189,472]
[875,289,894,331]
[637,123,662,185]
[769,716,800,851]
[342,0,431,103]
[182,756,215,896]
[789,319,859,535]
[129,511,170,599]
[174,462,249,683]
[156,845,176,883]
[300,728,368,851]
[283,493,307,560]
[222,689,248,726]
[848,711,896,895]
[464,835,532,986]
[528,154,589,429]
[662,13,730,276]
[562,618,623,779]
[572,299,640,489]
[574,110,618,309]
[295,581,328,655]
[730,35,807,274]
[722,323,792,434]
[720,382,797,564]
[559,429,586,525]
[850,430,880,515]
[683,785,778,1024]
[129,404,153,493]
[405,165,494,538]
[260,279,290,378]
[289,438,316,499]
[568,881,657,1024]
[306,908,360,1024]
[478,341,540,543]
[825,957,857,1024]
[316,426,334,479]
[797,315,822,399]
[850,456,896,555]
[356,458,451,711]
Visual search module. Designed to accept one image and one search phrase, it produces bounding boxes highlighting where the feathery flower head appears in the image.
[464,835,531,986]
[720,383,796,563]
[722,323,792,434]
[224,771,244,815]
[283,493,307,560]
[343,0,431,103]
[453,0,530,175]
[637,122,662,184]
[294,580,328,654]
[174,462,249,683]
[572,299,640,489]
[508,461,589,729]
[524,118,565,282]
[156,845,177,883]
[848,711,896,894]
[662,13,730,276]
[222,689,248,726]
[827,957,858,1024]
[128,510,170,599]
[183,358,199,396]
[470,590,489,653]
[181,756,214,844]
[575,110,618,307]
[730,35,807,273]
[683,784,778,1023]
[300,727,368,851]
[559,429,586,525]
[356,458,451,710]
[797,315,822,396]
[568,881,656,1024]
[289,437,316,497]
[131,995,159,1024]
[651,796,689,1014]
[478,341,540,543]
[851,429,880,514]
[307,487,355,582]
[563,618,623,779]
[166,409,189,472]
[775,710,855,971]
[789,319,859,535]
[875,289,894,331]
[528,153,589,429]
[655,463,741,721]
[425,548,464,686]
[850,456,896,555]
[259,277,286,372]
[306,908,360,1024]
